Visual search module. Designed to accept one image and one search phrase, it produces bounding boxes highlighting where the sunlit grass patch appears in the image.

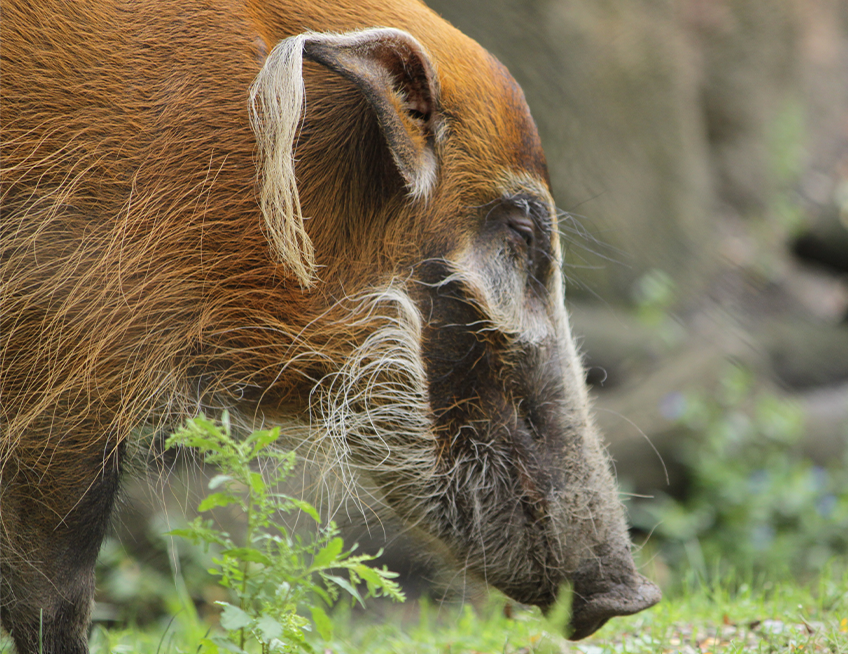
[75,564,848,654]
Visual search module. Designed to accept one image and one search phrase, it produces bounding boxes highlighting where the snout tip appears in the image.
[566,573,662,641]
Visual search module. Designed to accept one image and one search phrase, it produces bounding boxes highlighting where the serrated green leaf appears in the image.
[256,615,283,642]
[355,564,385,589]
[222,547,273,566]
[312,537,344,570]
[309,606,333,640]
[355,565,405,601]
[247,427,279,453]
[289,498,321,522]
[198,492,239,512]
[218,602,252,631]
[248,471,266,494]
[325,574,364,607]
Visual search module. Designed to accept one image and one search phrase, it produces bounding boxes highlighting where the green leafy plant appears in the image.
[165,413,404,653]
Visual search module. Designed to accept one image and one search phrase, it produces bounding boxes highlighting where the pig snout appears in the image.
[550,549,662,640]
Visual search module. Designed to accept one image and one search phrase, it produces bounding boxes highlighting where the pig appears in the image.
[0,1,661,651]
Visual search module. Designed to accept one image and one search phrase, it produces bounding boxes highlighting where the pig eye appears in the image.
[506,212,535,250]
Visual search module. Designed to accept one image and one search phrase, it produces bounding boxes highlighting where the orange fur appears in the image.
[1,2,658,651]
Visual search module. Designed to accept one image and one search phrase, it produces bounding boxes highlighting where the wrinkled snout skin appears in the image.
[401,218,662,638]
[0,0,658,650]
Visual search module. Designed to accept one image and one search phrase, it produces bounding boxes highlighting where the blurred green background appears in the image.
[95,0,848,630]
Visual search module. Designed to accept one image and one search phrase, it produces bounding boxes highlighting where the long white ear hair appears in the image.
[249,33,314,288]
[249,28,441,288]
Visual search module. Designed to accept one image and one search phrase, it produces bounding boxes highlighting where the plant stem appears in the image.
[239,470,253,651]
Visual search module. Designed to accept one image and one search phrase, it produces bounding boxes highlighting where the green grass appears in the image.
[294,569,848,653]
[7,564,832,654]
[584,568,848,654]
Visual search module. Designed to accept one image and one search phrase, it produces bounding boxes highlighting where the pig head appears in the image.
[252,20,662,638]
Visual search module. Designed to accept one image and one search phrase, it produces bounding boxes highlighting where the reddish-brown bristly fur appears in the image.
[2,1,660,652]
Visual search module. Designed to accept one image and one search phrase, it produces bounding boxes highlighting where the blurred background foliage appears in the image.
[96,0,848,631]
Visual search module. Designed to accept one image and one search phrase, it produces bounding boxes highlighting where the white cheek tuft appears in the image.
[305,285,438,513]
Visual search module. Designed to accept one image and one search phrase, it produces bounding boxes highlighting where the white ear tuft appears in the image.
[248,34,315,288]
[248,28,442,286]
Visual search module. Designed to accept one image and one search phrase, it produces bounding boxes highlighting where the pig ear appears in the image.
[248,28,439,287]
[303,28,440,200]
